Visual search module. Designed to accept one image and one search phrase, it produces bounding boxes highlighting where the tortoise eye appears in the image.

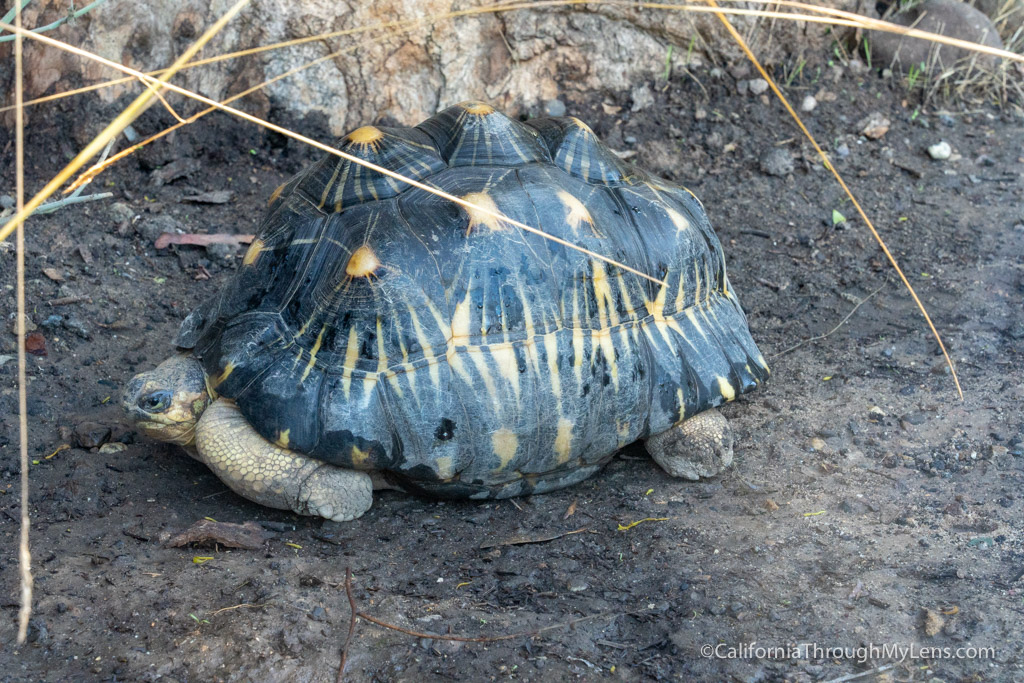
[139,390,171,413]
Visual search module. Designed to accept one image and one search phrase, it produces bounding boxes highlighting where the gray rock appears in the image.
[630,85,655,112]
[543,98,566,117]
[63,316,91,340]
[759,148,794,177]
[73,421,111,449]
[847,58,868,75]
[206,242,240,262]
[867,0,1004,74]
[567,577,589,592]
[928,141,952,160]
[0,195,14,210]
[108,201,135,225]
[800,95,817,112]
[748,78,769,95]
[138,214,182,245]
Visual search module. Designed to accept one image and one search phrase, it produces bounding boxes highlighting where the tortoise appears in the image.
[123,101,769,522]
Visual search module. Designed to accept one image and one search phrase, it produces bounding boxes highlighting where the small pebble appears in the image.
[630,85,655,112]
[63,316,91,340]
[73,421,111,449]
[928,141,952,160]
[623,135,637,145]
[836,144,850,159]
[800,95,817,112]
[759,148,794,177]
[567,578,589,592]
[0,195,15,210]
[748,78,769,95]
[41,314,63,331]
[847,59,868,75]
[859,112,891,140]
[543,99,566,117]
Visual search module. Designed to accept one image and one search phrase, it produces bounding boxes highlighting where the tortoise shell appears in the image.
[175,101,769,499]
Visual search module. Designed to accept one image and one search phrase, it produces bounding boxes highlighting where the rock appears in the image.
[0,195,14,210]
[759,148,794,176]
[921,608,945,637]
[11,314,37,335]
[800,95,817,112]
[73,421,111,449]
[836,143,851,159]
[543,98,566,117]
[206,242,239,262]
[736,80,749,95]
[847,58,868,75]
[859,112,891,139]
[748,78,769,95]
[63,316,91,340]
[729,63,751,79]
[138,214,183,245]
[868,0,1004,74]
[928,141,952,160]
[567,577,589,592]
[630,85,655,112]
[17,2,879,138]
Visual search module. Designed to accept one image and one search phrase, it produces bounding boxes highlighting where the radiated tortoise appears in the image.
[123,101,770,522]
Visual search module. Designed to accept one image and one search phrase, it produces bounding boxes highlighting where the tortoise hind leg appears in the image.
[645,408,734,480]
[194,399,373,521]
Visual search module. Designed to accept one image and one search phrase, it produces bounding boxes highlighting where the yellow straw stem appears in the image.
[0,0,252,245]
[703,0,963,400]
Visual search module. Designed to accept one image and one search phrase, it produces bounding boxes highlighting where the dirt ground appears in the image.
[1,58,1023,682]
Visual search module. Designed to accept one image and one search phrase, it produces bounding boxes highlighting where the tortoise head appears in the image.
[123,354,211,447]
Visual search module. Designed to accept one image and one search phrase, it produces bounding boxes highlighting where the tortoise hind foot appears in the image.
[645,408,734,481]
[194,399,373,521]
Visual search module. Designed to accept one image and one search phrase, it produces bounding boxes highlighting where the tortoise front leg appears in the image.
[645,408,734,480]
[194,399,373,521]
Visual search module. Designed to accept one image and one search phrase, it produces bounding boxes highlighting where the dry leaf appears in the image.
[42,267,63,282]
[25,332,47,357]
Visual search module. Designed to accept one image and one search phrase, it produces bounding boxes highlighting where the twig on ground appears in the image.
[771,281,888,358]
[336,566,628,679]
[822,663,896,683]
[32,192,113,215]
[337,568,359,683]
[47,296,92,306]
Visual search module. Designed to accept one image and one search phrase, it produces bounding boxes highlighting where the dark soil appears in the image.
[2,62,1023,682]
